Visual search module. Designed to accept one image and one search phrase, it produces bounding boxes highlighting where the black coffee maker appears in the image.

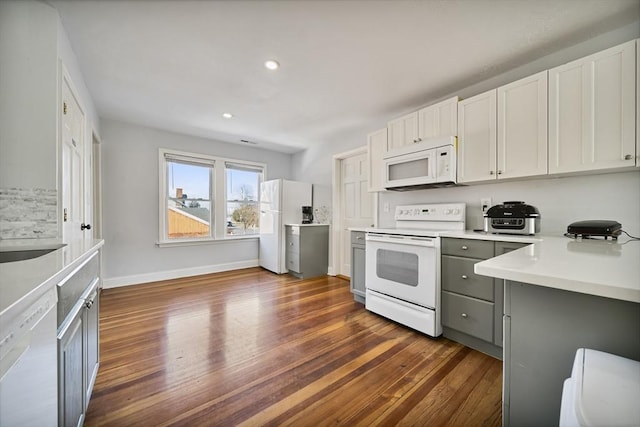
[302,206,313,224]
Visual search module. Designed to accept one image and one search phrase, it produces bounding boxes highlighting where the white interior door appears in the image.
[340,152,373,276]
[61,72,85,241]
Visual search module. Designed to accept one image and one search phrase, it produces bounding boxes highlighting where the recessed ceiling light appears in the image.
[222,113,233,119]
[264,59,280,70]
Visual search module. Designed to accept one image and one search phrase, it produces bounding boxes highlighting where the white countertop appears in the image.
[286,223,330,227]
[0,238,104,315]
[475,236,640,303]
[439,230,542,243]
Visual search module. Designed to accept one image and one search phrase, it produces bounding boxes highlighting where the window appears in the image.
[225,163,262,236]
[159,149,264,245]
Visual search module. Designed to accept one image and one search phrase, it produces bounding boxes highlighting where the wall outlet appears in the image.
[480,198,492,214]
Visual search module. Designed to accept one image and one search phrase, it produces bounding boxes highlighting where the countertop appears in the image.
[286,223,330,227]
[474,236,640,303]
[0,238,104,315]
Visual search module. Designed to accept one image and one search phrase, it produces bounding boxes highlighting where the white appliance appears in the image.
[560,348,640,427]
[0,285,58,426]
[384,136,458,191]
[365,203,466,337]
[259,179,312,274]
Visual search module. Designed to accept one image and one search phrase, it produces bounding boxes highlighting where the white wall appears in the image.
[0,0,58,189]
[100,118,292,286]
[379,171,640,237]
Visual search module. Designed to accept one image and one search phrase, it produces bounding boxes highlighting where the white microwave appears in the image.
[383,136,458,191]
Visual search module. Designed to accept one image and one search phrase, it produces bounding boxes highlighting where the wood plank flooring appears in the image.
[85,268,502,426]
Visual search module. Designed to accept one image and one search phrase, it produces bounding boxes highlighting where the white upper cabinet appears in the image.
[549,39,636,173]
[458,89,497,183]
[418,96,459,140]
[387,96,459,151]
[497,71,548,179]
[387,112,419,150]
[367,128,388,192]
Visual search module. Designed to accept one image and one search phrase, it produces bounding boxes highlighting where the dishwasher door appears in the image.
[0,287,58,427]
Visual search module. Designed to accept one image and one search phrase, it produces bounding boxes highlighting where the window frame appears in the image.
[158,148,265,246]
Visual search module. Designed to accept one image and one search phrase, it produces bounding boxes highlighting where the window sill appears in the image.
[156,235,259,248]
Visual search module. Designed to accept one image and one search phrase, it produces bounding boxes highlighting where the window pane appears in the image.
[226,167,261,236]
[167,161,211,239]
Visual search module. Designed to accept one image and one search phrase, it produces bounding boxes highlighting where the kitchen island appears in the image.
[0,238,104,426]
[474,236,640,427]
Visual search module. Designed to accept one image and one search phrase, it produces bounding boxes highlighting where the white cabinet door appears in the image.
[387,111,419,150]
[418,96,459,140]
[458,90,497,183]
[549,39,636,173]
[497,71,548,179]
[367,128,387,192]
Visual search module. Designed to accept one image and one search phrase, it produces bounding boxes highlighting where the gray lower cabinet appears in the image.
[58,253,101,427]
[503,280,640,427]
[441,238,526,359]
[350,231,366,303]
[285,225,329,279]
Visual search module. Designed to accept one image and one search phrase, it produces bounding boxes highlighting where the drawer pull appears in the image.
[461,245,468,250]
[289,242,294,246]
[461,313,468,318]
[461,275,468,279]
[356,236,363,240]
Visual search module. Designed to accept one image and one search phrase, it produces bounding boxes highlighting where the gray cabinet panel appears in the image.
[442,255,494,301]
[442,291,494,342]
[285,225,329,279]
[504,280,640,427]
[442,238,494,259]
[350,231,366,303]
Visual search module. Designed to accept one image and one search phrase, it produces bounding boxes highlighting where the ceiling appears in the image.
[50,0,639,154]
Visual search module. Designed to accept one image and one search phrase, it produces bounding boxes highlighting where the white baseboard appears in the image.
[327,265,336,276]
[102,259,259,289]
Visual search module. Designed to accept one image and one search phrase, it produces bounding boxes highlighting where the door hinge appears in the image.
[63,208,68,222]
[63,101,68,115]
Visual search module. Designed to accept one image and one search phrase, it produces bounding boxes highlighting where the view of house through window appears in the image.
[160,149,264,243]
[167,161,212,239]
[225,163,261,236]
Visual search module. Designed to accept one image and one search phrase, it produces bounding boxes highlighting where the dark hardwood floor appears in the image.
[85,268,502,426]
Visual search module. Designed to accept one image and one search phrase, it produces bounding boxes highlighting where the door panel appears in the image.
[61,74,85,241]
[340,153,373,276]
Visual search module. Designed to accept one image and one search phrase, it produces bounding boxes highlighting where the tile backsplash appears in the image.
[0,188,58,239]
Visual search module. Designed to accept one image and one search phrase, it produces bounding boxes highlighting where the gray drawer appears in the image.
[442,238,494,259]
[442,255,494,301]
[351,231,366,245]
[286,251,300,273]
[286,225,300,236]
[286,235,300,253]
[442,291,494,343]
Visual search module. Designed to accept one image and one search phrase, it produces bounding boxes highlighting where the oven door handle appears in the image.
[366,233,435,247]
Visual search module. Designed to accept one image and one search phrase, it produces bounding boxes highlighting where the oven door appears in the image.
[365,233,439,308]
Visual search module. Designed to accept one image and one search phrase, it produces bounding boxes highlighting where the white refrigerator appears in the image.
[259,179,312,274]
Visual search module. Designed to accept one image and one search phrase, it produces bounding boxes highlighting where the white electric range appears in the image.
[364,203,466,337]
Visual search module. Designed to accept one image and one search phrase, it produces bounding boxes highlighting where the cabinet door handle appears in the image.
[489,171,494,175]
[289,242,294,246]
[461,275,468,279]
[461,245,468,250]
[497,170,503,175]
[461,313,468,318]
[624,154,633,160]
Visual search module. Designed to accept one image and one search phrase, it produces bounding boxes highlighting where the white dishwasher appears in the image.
[0,285,58,426]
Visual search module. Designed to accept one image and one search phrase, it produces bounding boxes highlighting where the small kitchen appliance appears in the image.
[484,201,540,235]
[383,136,458,191]
[301,206,313,224]
[566,220,622,240]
